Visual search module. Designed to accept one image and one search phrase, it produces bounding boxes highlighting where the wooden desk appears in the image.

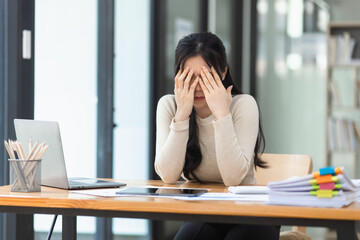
[0,180,359,240]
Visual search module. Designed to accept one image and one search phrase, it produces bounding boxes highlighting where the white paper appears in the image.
[174,193,268,201]
[352,179,360,187]
[228,186,269,194]
[71,188,125,197]
[71,185,210,198]
[70,188,268,201]
[268,190,357,208]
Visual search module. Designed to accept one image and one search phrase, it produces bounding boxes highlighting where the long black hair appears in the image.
[174,32,267,182]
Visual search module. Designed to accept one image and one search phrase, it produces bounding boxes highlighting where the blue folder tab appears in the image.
[319,166,336,176]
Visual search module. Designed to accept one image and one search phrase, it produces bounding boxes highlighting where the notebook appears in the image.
[14,119,126,190]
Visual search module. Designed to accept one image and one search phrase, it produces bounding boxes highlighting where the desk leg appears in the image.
[62,215,76,240]
[17,214,34,240]
[336,221,358,240]
[7,213,34,240]
[96,217,112,239]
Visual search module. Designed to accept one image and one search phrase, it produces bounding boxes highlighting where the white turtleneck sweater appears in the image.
[155,94,259,186]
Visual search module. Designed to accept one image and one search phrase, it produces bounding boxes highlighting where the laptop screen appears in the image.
[14,119,72,189]
[14,119,126,190]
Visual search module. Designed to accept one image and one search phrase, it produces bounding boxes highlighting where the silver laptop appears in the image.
[14,119,126,190]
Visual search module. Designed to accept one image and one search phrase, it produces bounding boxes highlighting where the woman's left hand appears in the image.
[199,66,233,120]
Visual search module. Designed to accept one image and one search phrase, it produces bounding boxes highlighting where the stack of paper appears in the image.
[268,166,360,208]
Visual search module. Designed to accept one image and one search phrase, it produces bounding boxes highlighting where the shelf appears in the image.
[329,63,360,68]
[330,107,360,112]
[328,150,360,154]
[326,22,360,173]
[329,22,360,28]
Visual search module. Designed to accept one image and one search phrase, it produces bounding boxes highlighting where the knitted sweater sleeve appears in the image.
[154,95,189,183]
[212,95,259,186]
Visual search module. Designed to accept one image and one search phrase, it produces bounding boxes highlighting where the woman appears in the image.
[155,32,279,239]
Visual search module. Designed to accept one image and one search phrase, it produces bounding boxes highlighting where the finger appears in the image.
[227,85,233,96]
[189,77,199,93]
[202,66,218,88]
[184,69,194,91]
[198,77,210,95]
[211,66,223,85]
[200,70,214,93]
[174,69,181,90]
[178,66,189,89]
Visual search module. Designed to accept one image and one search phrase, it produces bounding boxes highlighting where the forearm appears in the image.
[213,114,257,186]
[155,118,189,183]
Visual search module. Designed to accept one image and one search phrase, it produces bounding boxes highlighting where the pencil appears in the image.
[29,138,33,155]
[30,142,44,160]
[4,141,16,159]
[17,142,27,159]
[36,144,48,160]
[27,141,39,160]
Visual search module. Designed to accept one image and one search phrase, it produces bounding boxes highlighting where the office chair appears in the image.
[254,153,313,240]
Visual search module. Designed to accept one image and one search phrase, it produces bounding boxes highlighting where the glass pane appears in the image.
[213,0,232,63]
[256,0,360,238]
[113,0,150,236]
[256,0,328,171]
[34,0,97,234]
[165,0,200,91]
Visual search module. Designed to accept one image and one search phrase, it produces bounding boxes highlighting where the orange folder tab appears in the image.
[309,175,338,184]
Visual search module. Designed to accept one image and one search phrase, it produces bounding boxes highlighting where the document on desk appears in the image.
[174,193,268,201]
[353,179,360,202]
[71,186,208,198]
[71,188,123,197]
[228,186,269,194]
[71,187,268,201]
[267,167,360,207]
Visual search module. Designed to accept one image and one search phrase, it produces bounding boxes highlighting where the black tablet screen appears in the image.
[116,187,207,196]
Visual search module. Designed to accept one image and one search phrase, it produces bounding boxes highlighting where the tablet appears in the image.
[116,187,207,197]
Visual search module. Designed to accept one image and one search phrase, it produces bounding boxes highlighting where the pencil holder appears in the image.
[9,159,41,192]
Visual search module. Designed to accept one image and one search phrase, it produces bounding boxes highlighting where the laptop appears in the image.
[14,119,126,190]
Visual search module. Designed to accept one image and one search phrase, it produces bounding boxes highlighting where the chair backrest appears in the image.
[255,153,313,237]
[254,153,313,185]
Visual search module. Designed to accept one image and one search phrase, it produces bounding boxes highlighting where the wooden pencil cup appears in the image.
[9,159,41,192]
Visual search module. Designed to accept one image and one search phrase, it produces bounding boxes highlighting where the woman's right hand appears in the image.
[174,67,199,122]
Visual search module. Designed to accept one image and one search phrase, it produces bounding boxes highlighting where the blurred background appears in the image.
[1,0,360,239]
